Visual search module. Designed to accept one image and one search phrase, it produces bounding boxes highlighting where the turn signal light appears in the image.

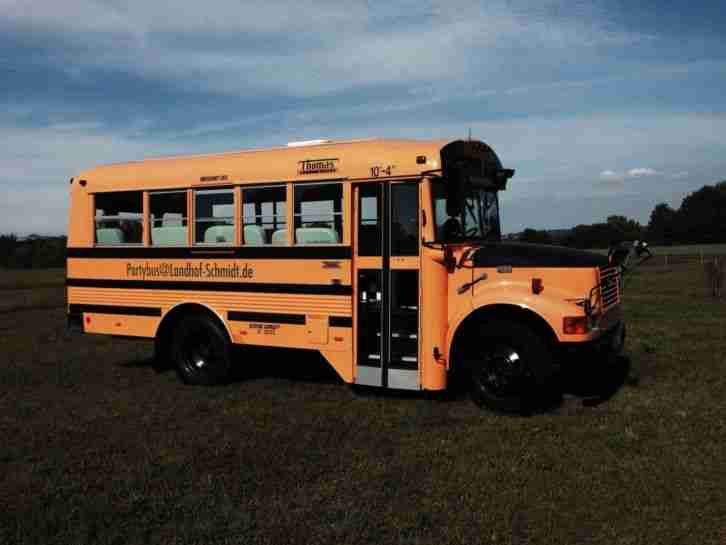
[563,316,590,335]
[532,278,544,294]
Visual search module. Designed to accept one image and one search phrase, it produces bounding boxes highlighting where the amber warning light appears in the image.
[563,316,590,335]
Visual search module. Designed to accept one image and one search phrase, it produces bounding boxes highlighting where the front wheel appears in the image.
[464,320,554,414]
[170,314,232,385]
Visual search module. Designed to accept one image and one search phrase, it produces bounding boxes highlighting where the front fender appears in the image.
[446,278,588,360]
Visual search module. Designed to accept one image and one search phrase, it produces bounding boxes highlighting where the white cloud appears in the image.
[627,167,659,177]
[600,169,622,180]
[598,167,660,182]
[0,0,650,97]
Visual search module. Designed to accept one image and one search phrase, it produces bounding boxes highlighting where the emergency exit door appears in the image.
[354,181,420,390]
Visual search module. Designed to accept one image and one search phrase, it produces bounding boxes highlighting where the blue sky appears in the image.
[2,0,725,235]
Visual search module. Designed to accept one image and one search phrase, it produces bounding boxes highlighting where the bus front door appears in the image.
[354,181,420,390]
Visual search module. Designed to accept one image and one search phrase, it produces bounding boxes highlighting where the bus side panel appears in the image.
[83,313,160,338]
[67,185,94,247]
[319,349,353,383]
[420,248,448,390]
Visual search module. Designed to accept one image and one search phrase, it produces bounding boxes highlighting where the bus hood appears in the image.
[471,242,608,268]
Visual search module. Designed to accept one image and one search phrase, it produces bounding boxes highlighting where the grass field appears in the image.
[1,264,725,544]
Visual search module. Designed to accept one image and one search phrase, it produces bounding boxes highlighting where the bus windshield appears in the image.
[432,180,501,243]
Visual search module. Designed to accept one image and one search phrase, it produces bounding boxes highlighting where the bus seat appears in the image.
[295,227,339,245]
[271,229,287,245]
[152,226,187,245]
[96,228,124,244]
[204,225,234,243]
[162,213,183,226]
[243,224,265,246]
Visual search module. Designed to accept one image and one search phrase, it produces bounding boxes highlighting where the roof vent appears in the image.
[287,139,332,148]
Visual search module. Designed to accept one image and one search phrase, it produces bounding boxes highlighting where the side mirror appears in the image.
[444,246,456,273]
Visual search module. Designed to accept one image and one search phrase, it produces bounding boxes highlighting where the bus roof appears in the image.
[75,138,451,193]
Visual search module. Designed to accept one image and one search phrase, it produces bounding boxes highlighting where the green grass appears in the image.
[1,265,725,544]
[0,267,66,290]
[646,243,726,255]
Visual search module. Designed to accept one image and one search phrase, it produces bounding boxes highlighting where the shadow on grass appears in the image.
[560,355,632,407]
[114,344,632,412]
[133,344,345,384]
[230,346,342,384]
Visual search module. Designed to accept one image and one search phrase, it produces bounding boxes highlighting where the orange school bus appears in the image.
[66,138,625,412]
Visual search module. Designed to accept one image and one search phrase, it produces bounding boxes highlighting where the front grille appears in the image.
[598,266,620,312]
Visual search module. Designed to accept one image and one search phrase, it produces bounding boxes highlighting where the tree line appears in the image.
[0,234,67,269]
[518,180,726,248]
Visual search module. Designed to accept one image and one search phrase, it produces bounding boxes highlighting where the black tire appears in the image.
[463,319,553,414]
[170,313,232,385]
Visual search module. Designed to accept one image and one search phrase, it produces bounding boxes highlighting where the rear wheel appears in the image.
[464,319,553,414]
[170,314,232,385]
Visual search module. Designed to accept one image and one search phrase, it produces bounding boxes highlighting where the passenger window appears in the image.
[294,183,343,245]
[194,189,234,244]
[358,184,381,256]
[242,186,287,245]
[390,182,419,256]
[150,191,187,246]
[94,191,143,245]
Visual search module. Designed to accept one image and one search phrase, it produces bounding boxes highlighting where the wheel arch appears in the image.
[154,302,232,361]
[448,304,558,375]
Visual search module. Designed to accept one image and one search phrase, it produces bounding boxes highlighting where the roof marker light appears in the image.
[287,139,332,147]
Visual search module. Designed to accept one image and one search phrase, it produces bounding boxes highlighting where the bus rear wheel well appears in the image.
[449,304,558,376]
[154,304,230,368]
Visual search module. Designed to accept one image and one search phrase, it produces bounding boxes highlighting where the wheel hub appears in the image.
[478,345,528,396]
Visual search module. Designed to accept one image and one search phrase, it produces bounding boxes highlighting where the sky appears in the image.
[1,0,725,235]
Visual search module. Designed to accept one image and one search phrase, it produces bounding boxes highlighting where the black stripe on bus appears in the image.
[329,316,353,327]
[66,246,352,260]
[66,278,353,296]
[68,304,162,317]
[228,311,305,324]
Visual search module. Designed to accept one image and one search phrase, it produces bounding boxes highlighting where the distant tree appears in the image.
[677,181,726,244]
[0,234,18,268]
[647,203,679,245]
[519,228,554,245]
[0,233,66,269]
[606,215,643,243]
[561,216,643,249]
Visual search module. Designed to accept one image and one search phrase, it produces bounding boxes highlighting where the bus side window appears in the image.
[242,186,287,245]
[294,183,343,245]
[391,182,419,256]
[150,191,188,246]
[194,189,234,245]
[94,191,143,245]
[358,184,381,256]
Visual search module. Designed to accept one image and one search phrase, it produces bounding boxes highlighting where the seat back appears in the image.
[295,227,339,245]
[96,228,124,244]
[203,225,234,243]
[152,226,187,245]
[271,229,288,245]
[243,224,265,246]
